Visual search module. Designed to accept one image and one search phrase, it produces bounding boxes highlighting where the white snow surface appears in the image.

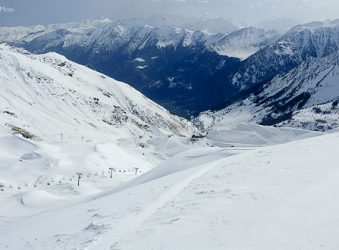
[1,121,338,249]
[0,43,196,217]
[211,27,278,60]
[0,44,193,141]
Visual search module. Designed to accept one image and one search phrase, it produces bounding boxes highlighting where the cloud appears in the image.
[0,0,338,27]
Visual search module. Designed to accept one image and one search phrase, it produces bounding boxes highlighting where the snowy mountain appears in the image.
[198,52,339,131]
[0,44,199,217]
[0,19,282,117]
[211,27,278,60]
[0,44,194,141]
[22,24,213,53]
[232,19,339,90]
[5,19,339,122]
[2,22,244,117]
[117,15,245,34]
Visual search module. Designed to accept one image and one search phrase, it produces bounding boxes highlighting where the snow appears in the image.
[1,122,338,249]
[134,57,145,62]
[0,48,324,248]
[117,15,245,34]
[0,44,193,141]
[136,65,148,70]
[0,43,196,221]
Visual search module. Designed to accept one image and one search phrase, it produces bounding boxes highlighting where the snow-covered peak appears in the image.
[116,14,245,34]
[0,44,194,142]
[60,23,210,53]
[211,27,278,59]
[273,24,339,59]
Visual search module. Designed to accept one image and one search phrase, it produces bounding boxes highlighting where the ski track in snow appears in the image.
[92,158,225,250]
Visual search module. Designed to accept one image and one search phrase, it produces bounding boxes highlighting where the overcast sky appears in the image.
[0,0,339,27]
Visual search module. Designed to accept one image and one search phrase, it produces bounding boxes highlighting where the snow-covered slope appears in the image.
[201,52,339,131]
[0,44,193,141]
[1,122,337,249]
[211,27,278,60]
[0,43,197,219]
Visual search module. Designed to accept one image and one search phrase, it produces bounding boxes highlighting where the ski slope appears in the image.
[0,43,197,224]
[1,128,338,249]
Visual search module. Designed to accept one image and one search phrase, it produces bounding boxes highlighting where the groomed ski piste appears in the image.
[1,44,339,249]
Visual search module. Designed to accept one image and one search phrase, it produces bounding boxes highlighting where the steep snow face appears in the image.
[201,52,339,131]
[211,27,278,60]
[232,20,339,90]
[0,44,194,141]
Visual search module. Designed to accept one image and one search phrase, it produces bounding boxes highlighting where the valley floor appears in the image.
[1,126,339,249]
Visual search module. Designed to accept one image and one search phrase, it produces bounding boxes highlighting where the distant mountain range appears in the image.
[0,19,278,117]
[232,20,339,90]
[2,18,339,131]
